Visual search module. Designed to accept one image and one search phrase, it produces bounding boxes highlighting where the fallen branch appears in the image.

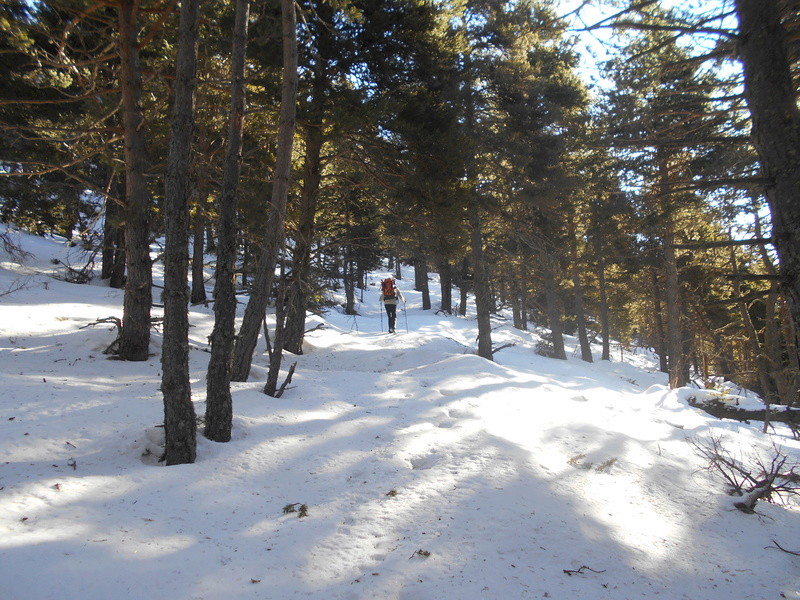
[563,565,606,576]
[0,277,31,298]
[304,323,325,334]
[80,316,165,355]
[491,342,516,355]
[766,539,800,556]
[80,316,123,330]
[688,397,800,428]
[691,434,800,513]
[80,317,123,354]
[274,361,297,399]
[1,231,33,262]
[52,256,95,284]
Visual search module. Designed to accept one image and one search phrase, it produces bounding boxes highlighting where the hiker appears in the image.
[379,275,405,333]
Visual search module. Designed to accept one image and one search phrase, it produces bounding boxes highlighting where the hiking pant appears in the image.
[384,302,397,331]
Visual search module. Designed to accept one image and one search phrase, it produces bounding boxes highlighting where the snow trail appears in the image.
[1,235,800,599]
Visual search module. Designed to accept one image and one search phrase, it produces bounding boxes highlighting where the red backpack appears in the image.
[381,278,396,298]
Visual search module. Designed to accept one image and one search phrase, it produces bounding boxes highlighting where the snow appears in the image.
[2,229,800,600]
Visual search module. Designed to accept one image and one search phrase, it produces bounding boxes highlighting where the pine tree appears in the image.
[603,8,736,386]
[734,0,800,388]
[161,0,201,465]
[205,0,251,443]
[117,0,153,362]
[231,0,298,384]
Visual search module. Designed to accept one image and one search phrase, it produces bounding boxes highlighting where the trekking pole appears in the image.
[403,302,409,333]
[380,302,384,332]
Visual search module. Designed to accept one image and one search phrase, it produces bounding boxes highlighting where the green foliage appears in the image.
[1,0,794,398]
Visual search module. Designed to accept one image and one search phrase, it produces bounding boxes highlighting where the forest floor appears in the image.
[1,230,799,600]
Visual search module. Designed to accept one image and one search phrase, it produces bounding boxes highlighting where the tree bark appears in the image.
[596,249,611,361]
[510,284,523,330]
[161,0,200,465]
[650,268,669,373]
[573,271,593,362]
[518,261,528,331]
[658,151,688,387]
[438,260,452,314]
[469,204,493,360]
[753,207,791,406]
[265,262,289,397]
[117,0,152,362]
[101,178,126,289]
[230,0,298,381]
[663,223,687,387]
[688,396,800,427]
[458,256,469,317]
[570,215,592,363]
[343,254,357,315]
[205,0,250,443]
[735,0,800,374]
[190,134,210,305]
[415,256,431,310]
[729,247,777,404]
[283,123,323,355]
[542,253,567,360]
[190,209,207,304]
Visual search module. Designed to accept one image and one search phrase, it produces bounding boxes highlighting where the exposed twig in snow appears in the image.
[766,539,800,556]
[563,565,606,576]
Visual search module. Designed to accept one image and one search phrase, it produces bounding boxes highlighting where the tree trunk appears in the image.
[657,150,687,387]
[780,301,800,408]
[205,0,249,443]
[240,239,250,288]
[458,256,469,317]
[469,204,493,360]
[651,268,669,373]
[570,216,592,363]
[283,0,336,351]
[663,221,687,387]
[754,206,792,405]
[101,179,126,289]
[573,271,593,363]
[283,124,322,355]
[343,255,357,315]
[265,264,289,397]
[414,256,425,290]
[190,209,207,304]
[117,0,152,362]
[190,133,210,305]
[709,330,734,379]
[161,0,200,466]
[415,256,431,310]
[596,251,610,361]
[230,0,298,382]
[542,253,567,360]
[735,0,800,373]
[109,227,126,290]
[518,261,529,331]
[438,260,452,314]
[511,284,523,330]
[205,221,216,253]
[464,60,491,357]
[730,247,777,403]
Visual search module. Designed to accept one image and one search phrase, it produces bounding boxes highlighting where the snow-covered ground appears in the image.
[1,229,799,600]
